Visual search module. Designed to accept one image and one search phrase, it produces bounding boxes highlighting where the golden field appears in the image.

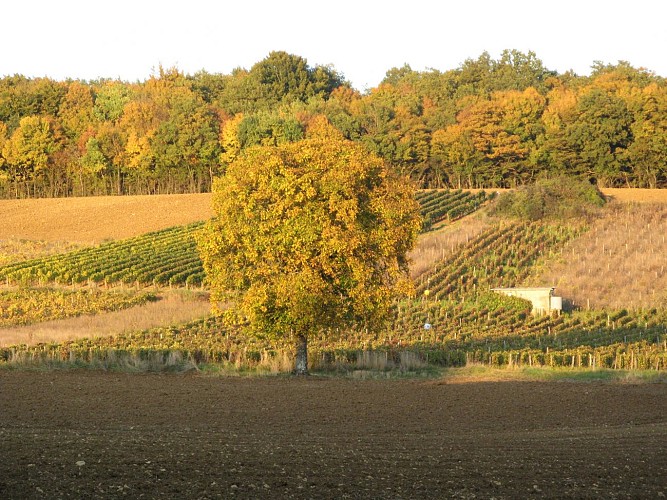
[0,193,213,244]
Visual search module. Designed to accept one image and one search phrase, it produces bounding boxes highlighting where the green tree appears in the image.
[92,80,132,122]
[92,122,126,194]
[198,125,421,374]
[0,76,67,132]
[249,51,312,106]
[215,52,346,114]
[491,50,557,92]
[150,89,221,193]
[248,51,345,107]
[79,136,112,194]
[188,70,229,104]
[566,88,633,187]
[625,83,667,187]
[236,110,304,148]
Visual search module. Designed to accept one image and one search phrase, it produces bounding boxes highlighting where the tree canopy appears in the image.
[198,120,422,374]
[1,50,667,198]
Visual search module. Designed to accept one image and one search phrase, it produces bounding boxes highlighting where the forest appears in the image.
[1,49,666,198]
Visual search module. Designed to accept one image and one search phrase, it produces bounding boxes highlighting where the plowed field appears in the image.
[1,372,665,499]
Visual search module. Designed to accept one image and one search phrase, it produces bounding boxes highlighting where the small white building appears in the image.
[491,287,562,315]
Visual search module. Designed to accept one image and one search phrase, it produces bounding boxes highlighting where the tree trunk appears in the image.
[295,333,308,376]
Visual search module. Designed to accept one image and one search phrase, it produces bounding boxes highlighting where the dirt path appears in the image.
[0,372,665,499]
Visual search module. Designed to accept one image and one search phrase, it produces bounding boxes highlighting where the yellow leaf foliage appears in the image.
[198,135,421,339]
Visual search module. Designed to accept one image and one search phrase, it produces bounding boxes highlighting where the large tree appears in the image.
[198,119,421,374]
[565,87,633,187]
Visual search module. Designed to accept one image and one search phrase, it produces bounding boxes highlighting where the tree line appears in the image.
[1,49,666,198]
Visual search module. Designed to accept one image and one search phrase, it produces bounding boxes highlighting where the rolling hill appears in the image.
[1,189,666,371]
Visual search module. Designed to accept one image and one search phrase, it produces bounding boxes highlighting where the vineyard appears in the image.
[3,300,665,371]
[1,190,666,372]
[0,288,156,327]
[0,223,205,288]
[0,190,486,289]
[416,189,490,230]
[412,220,583,299]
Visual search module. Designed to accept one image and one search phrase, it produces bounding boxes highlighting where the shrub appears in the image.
[490,176,606,221]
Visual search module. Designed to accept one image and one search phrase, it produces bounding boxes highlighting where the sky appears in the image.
[3,0,666,91]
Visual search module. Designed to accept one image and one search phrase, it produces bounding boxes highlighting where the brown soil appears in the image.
[0,194,213,244]
[1,372,665,499]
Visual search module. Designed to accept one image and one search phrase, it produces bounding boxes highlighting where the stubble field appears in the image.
[0,193,213,243]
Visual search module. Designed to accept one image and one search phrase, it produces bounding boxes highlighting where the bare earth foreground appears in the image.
[0,372,665,499]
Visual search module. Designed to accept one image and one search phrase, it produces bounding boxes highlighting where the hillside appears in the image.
[1,189,666,371]
[412,189,667,309]
[527,202,667,309]
[2,189,666,303]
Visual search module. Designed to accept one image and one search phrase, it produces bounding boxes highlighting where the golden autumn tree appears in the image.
[198,118,421,374]
[57,81,95,140]
[2,115,61,197]
[219,113,244,167]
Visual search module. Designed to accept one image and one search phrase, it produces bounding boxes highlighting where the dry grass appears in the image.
[0,193,213,244]
[527,202,667,309]
[0,290,211,347]
[409,215,491,279]
[0,239,85,266]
